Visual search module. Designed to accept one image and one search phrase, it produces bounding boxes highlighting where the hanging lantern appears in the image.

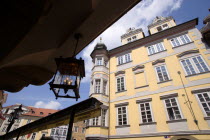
[49,57,85,100]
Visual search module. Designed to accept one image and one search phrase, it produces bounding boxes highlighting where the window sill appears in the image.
[116,90,127,94]
[185,71,210,77]
[135,85,149,89]
[172,41,194,49]
[139,122,157,126]
[86,125,109,129]
[157,79,172,84]
[117,61,132,66]
[166,119,187,123]
[204,117,210,120]
[89,93,108,97]
[148,49,167,56]
[115,125,130,128]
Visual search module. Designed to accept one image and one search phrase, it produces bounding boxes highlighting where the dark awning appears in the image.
[1,98,102,139]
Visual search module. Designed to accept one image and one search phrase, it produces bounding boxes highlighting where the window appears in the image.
[117,53,131,65]
[2,127,6,132]
[157,26,162,31]
[164,98,182,120]
[181,55,209,76]
[92,117,99,126]
[95,79,101,93]
[196,92,210,116]
[147,42,165,55]
[74,126,78,132]
[103,81,107,94]
[116,77,125,92]
[82,128,85,133]
[40,112,43,115]
[27,119,31,124]
[51,128,55,135]
[16,119,21,123]
[42,133,46,138]
[101,109,107,126]
[31,133,36,140]
[117,106,128,125]
[96,57,103,66]
[157,24,168,32]
[155,65,170,82]
[127,38,131,42]
[63,129,67,136]
[132,36,137,40]
[170,34,191,47]
[139,102,153,123]
[32,111,35,114]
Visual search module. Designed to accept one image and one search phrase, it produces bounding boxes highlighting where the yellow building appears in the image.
[86,16,210,140]
[0,104,86,140]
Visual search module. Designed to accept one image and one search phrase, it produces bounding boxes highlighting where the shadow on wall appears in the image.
[170,136,198,140]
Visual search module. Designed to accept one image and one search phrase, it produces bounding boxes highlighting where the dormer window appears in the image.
[127,38,131,42]
[132,36,137,40]
[32,111,35,114]
[40,112,43,115]
[157,23,169,32]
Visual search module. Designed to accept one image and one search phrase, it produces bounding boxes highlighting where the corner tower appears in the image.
[86,39,109,140]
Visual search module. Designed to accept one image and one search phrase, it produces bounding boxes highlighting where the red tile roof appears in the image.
[23,107,58,117]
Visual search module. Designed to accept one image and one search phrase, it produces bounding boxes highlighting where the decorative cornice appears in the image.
[132,65,144,71]
[177,50,199,58]
[121,28,143,39]
[115,102,129,107]
[136,98,152,103]
[191,88,210,94]
[152,59,165,65]
[160,93,178,100]
[148,16,173,28]
[115,71,125,76]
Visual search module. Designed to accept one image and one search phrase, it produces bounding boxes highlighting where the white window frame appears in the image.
[74,126,78,133]
[154,64,170,82]
[31,133,36,140]
[95,79,101,93]
[138,102,154,123]
[157,23,169,32]
[163,97,183,121]
[116,76,126,92]
[96,57,103,66]
[170,34,191,48]
[101,109,107,126]
[116,106,128,126]
[195,92,210,117]
[103,80,107,95]
[147,42,165,55]
[117,53,132,65]
[92,117,99,126]
[180,55,209,76]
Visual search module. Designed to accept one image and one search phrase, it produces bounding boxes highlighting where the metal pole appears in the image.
[16,130,21,140]
[66,109,75,140]
[6,120,14,134]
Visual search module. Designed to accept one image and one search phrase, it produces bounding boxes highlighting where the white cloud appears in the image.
[81,0,183,83]
[34,101,62,110]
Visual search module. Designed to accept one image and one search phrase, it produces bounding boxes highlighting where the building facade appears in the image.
[86,16,210,140]
[0,104,86,140]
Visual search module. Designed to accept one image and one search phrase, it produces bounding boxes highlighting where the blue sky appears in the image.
[4,0,210,110]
